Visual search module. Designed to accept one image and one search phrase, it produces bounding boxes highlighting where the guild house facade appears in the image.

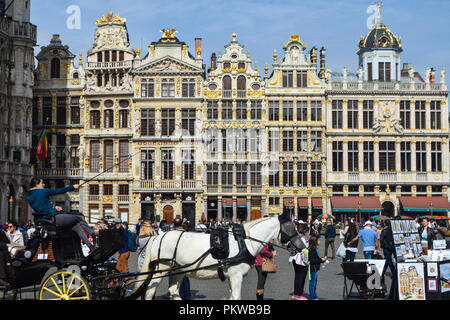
[30,8,449,225]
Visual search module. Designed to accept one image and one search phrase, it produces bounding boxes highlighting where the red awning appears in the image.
[283,198,295,207]
[312,198,323,208]
[222,198,233,206]
[298,198,308,208]
[399,197,450,212]
[237,198,247,207]
[331,196,381,213]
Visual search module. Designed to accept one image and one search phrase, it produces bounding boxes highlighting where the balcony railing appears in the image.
[86,60,133,70]
[35,168,84,178]
[237,90,247,98]
[0,161,33,176]
[134,180,201,191]
[118,195,129,202]
[380,172,397,182]
[222,90,232,98]
[327,171,448,184]
[0,18,37,42]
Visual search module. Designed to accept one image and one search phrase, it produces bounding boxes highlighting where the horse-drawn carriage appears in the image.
[2,212,127,300]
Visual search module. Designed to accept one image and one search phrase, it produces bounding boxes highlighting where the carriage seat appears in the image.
[32,212,58,239]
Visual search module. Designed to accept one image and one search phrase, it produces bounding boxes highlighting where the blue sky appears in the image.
[31,0,450,79]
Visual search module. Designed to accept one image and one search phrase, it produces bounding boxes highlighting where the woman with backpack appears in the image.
[307,236,328,300]
[288,221,309,300]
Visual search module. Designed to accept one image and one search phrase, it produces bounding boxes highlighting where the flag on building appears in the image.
[36,129,48,162]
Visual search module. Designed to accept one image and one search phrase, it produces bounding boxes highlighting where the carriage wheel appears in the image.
[39,270,91,300]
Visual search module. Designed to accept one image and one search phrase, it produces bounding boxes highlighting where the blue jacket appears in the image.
[26,186,74,218]
[119,226,129,254]
[324,225,336,239]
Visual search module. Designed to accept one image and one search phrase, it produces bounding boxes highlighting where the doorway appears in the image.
[382,201,395,217]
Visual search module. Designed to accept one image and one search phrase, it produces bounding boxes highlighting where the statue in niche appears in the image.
[441,69,446,84]
[290,46,300,64]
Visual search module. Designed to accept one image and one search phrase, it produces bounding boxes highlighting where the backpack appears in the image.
[298,248,309,266]
[127,231,138,252]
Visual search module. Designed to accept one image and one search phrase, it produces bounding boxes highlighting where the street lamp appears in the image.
[8,196,14,221]
[358,200,362,224]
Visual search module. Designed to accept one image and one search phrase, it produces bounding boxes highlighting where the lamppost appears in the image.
[8,196,14,221]
[358,200,362,224]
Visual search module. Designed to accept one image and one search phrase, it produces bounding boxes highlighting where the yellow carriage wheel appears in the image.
[39,270,91,300]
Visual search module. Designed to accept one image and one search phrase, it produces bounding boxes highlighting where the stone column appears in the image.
[411,142,417,172]
[426,141,432,172]
[246,197,251,222]
[232,197,237,223]
[411,100,416,130]
[395,141,401,172]
[343,100,348,129]
[343,141,348,172]
[374,141,380,172]
[358,141,364,172]
[217,197,222,222]
[425,101,431,130]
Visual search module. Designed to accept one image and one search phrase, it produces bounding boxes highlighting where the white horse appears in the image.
[136,216,286,300]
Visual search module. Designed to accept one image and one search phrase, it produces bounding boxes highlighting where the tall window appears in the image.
[431,142,442,172]
[268,162,280,187]
[296,70,307,88]
[141,109,155,136]
[222,76,232,98]
[222,164,233,186]
[236,100,247,120]
[282,71,293,88]
[364,141,374,171]
[332,141,343,171]
[297,130,308,152]
[207,163,219,185]
[70,135,80,168]
[56,97,66,125]
[162,150,175,180]
[283,162,294,187]
[297,162,307,187]
[283,131,294,152]
[268,101,279,121]
[104,140,114,172]
[182,149,195,180]
[119,110,128,128]
[97,74,102,87]
[311,101,322,122]
[56,135,66,169]
[237,76,246,98]
[401,142,411,171]
[119,140,129,172]
[332,100,343,129]
[347,141,359,172]
[70,97,80,125]
[161,79,175,97]
[182,78,196,97]
[379,141,395,172]
[51,58,60,79]
[311,162,322,187]
[416,142,426,172]
[250,163,262,185]
[347,100,358,129]
[207,101,218,120]
[249,129,261,155]
[363,100,374,129]
[268,130,279,153]
[430,101,441,129]
[235,129,247,155]
[400,101,411,129]
[236,163,247,186]
[141,150,155,180]
[90,140,100,172]
[378,62,391,82]
[367,63,373,82]
[415,101,426,129]
[311,131,322,152]
[43,97,52,125]
[282,101,293,122]
[222,100,233,120]
[297,101,307,122]
[161,109,175,136]
[182,109,196,136]
[141,79,154,97]
[104,109,114,128]
[250,100,262,120]
[90,111,100,129]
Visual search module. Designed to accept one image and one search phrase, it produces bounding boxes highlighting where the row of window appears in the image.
[141,78,196,98]
[331,185,445,194]
[89,140,130,173]
[89,110,129,128]
[141,108,196,136]
[89,183,129,195]
[331,141,443,172]
[141,149,195,180]
[96,51,126,63]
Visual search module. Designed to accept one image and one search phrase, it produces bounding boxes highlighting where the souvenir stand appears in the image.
[390,217,450,300]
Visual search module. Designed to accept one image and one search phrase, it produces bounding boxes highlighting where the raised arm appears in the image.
[45,185,76,196]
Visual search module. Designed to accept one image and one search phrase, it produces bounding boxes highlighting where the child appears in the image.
[307,236,328,300]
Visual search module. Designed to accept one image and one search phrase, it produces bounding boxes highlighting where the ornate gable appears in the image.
[133,56,202,74]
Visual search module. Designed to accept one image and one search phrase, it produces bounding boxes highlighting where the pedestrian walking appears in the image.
[135,218,144,236]
[418,218,435,256]
[114,218,130,274]
[347,220,379,259]
[307,236,328,300]
[288,221,309,300]
[324,219,336,259]
[254,244,275,300]
[343,220,358,262]
[380,220,395,278]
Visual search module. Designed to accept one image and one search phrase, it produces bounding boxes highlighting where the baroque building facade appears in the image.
[0,0,36,222]
[31,9,449,226]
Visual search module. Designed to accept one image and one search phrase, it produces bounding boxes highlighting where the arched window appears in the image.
[222,75,232,98]
[90,110,100,129]
[51,58,60,79]
[104,109,114,128]
[237,75,246,98]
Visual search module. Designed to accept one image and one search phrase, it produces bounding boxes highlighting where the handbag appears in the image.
[262,257,277,273]
[336,242,347,259]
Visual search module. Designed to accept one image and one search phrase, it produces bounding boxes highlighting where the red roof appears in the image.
[399,197,450,210]
[331,196,381,210]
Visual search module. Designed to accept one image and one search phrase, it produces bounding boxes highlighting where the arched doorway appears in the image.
[163,205,174,226]
[382,201,395,217]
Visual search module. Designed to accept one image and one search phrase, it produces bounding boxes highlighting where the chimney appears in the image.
[195,38,202,57]
[211,53,217,71]
[319,47,326,79]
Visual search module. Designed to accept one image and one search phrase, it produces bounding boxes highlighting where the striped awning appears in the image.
[331,196,382,213]
[312,198,323,209]
[399,197,450,213]
[222,197,233,207]
[298,198,308,209]
[283,198,295,208]
[237,198,247,207]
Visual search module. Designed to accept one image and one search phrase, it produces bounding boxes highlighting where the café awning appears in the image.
[298,198,308,209]
[283,198,295,208]
[237,198,247,207]
[222,197,233,207]
[331,196,382,213]
[312,198,323,209]
[399,197,450,213]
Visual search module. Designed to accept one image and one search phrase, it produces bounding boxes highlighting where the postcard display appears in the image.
[391,218,450,300]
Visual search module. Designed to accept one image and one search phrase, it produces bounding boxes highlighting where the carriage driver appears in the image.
[26,178,96,251]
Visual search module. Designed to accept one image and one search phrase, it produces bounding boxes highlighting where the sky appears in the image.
[31,0,450,80]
